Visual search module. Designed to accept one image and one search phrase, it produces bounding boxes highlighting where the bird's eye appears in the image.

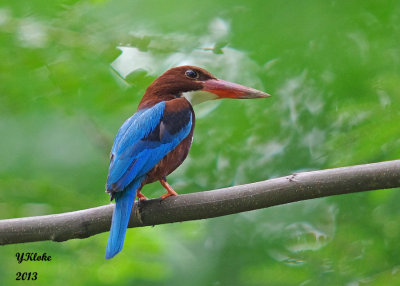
[185,69,199,79]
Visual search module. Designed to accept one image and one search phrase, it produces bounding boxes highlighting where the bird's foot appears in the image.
[160,190,178,200]
[160,179,178,200]
[137,191,148,201]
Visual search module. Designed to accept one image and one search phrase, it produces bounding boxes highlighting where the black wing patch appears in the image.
[144,107,193,143]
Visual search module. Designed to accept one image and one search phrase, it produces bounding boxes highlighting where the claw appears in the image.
[137,189,148,201]
[160,178,178,200]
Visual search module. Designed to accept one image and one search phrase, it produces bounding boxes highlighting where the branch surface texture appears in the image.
[1,160,399,245]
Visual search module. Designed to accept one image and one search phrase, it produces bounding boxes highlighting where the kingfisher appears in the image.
[105,65,270,259]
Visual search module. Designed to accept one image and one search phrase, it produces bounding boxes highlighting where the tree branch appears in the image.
[1,160,400,245]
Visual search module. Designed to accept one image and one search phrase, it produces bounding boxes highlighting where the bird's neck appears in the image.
[137,92,174,110]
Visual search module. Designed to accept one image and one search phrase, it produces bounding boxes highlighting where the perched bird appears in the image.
[105,65,270,259]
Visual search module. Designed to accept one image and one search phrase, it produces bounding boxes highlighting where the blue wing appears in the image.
[106,101,193,193]
[105,100,193,259]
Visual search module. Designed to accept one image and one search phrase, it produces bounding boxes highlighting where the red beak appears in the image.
[202,79,271,99]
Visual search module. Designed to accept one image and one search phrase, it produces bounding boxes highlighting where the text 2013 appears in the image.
[16,272,38,281]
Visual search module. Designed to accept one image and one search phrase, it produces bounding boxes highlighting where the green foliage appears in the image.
[0,0,399,285]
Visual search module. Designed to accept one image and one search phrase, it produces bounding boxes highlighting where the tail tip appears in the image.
[105,247,121,260]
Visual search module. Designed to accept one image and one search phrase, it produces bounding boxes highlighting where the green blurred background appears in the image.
[0,0,399,285]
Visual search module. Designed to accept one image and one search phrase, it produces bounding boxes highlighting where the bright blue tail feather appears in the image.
[105,181,140,259]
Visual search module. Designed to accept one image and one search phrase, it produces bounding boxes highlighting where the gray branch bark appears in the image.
[1,160,400,245]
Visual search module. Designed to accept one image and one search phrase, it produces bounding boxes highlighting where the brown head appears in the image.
[138,65,270,109]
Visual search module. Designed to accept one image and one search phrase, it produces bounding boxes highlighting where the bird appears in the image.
[105,65,270,259]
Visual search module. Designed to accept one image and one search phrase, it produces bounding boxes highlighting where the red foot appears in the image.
[137,191,148,201]
[160,179,178,200]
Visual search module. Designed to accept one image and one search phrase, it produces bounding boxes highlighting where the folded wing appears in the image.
[106,100,193,195]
